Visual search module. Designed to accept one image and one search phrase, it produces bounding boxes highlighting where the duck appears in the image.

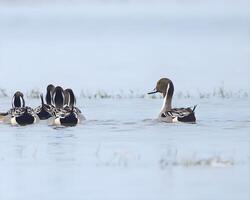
[34,94,53,120]
[5,91,39,126]
[148,78,196,123]
[49,86,84,126]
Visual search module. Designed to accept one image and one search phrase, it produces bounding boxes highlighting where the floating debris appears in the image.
[159,155,234,169]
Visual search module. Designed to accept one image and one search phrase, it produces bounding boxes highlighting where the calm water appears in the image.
[0,1,250,199]
[0,97,250,200]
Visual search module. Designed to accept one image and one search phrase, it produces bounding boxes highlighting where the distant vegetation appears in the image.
[0,89,7,98]
[0,87,249,99]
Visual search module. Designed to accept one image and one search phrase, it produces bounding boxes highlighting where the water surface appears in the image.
[0,98,249,200]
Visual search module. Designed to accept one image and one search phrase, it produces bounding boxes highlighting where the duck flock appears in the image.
[0,78,197,126]
[0,84,85,126]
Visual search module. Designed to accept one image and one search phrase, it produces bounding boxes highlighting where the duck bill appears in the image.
[148,88,158,95]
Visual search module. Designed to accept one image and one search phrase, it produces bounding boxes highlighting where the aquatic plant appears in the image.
[0,87,249,99]
[26,89,41,99]
[0,88,8,97]
[95,144,140,168]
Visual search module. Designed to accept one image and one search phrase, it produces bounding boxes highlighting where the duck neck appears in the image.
[12,96,25,108]
[160,93,172,114]
[159,83,174,115]
[46,92,52,105]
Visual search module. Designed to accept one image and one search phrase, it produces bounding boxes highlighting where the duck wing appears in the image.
[163,105,197,122]
[8,107,25,116]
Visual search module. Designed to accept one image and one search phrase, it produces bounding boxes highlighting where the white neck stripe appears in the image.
[160,83,170,114]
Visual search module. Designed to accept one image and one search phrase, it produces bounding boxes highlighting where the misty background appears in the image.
[0,0,249,95]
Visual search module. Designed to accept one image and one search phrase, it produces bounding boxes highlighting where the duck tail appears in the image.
[192,105,197,112]
[0,112,8,116]
[40,94,44,107]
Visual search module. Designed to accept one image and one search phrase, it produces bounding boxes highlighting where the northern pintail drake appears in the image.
[5,91,39,126]
[49,87,85,126]
[34,94,53,120]
[148,78,196,123]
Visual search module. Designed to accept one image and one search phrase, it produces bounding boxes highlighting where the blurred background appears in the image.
[0,0,249,95]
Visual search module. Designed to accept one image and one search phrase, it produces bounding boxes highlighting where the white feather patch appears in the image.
[10,117,18,125]
[160,83,170,114]
[12,97,15,108]
[172,117,178,122]
[54,118,61,125]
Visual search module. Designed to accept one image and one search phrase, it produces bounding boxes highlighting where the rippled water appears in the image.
[0,97,250,200]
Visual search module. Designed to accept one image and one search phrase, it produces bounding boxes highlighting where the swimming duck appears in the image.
[5,91,38,126]
[49,87,84,126]
[53,106,80,126]
[148,78,196,123]
[34,94,53,120]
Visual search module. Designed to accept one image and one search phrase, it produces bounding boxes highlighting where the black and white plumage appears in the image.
[52,86,65,109]
[8,107,38,125]
[12,91,25,108]
[45,84,55,105]
[148,78,197,123]
[49,87,85,126]
[64,88,82,115]
[51,106,80,126]
[64,88,76,107]
[35,84,57,120]
[5,91,38,126]
[34,94,54,120]
[161,106,197,123]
